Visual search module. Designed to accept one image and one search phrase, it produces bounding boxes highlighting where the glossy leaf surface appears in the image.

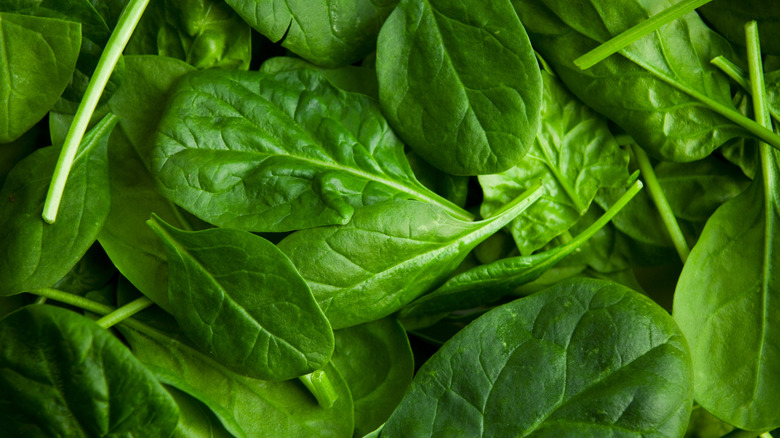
[512,0,743,161]
[699,0,780,54]
[279,189,541,329]
[148,215,334,380]
[377,0,541,175]
[0,115,114,296]
[152,68,467,232]
[0,305,179,437]
[384,279,694,437]
[480,71,629,254]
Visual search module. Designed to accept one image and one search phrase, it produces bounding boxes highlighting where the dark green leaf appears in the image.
[0,12,80,142]
[376,0,541,175]
[52,245,116,296]
[225,0,397,67]
[260,56,380,99]
[0,115,115,296]
[480,70,629,254]
[152,68,468,232]
[512,0,744,161]
[383,279,694,437]
[148,214,334,380]
[279,189,541,329]
[699,0,780,55]
[331,318,414,436]
[168,386,234,438]
[0,305,179,437]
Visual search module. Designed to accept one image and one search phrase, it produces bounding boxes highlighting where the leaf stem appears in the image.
[42,0,151,223]
[27,288,117,315]
[299,369,339,409]
[574,0,713,69]
[95,296,154,329]
[630,144,690,263]
[711,56,750,91]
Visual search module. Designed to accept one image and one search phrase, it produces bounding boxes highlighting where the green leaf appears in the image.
[148,214,334,380]
[126,0,251,70]
[331,318,414,436]
[279,187,542,329]
[0,305,179,437]
[225,0,398,67]
[673,149,780,430]
[480,70,629,254]
[383,279,694,437]
[260,56,380,99]
[699,0,780,55]
[52,245,116,296]
[97,55,198,311]
[168,386,234,438]
[512,0,746,161]
[376,0,541,175]
[151,68,469,232]
[123,326,354,438]
[0,12,80,142]
[0,114,115,296]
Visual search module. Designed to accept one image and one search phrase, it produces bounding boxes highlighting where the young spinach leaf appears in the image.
[225,0,397,67]
[0,305,179,437]
[0,114,115,296]
[260,56,380,99]
[479,70,629,254]
[279,187,542,329]
[331,318,414,436]
[0,12,80,142]
[699,0,780,55]
[167,386,234,438]
[151,68,470,232]
[384,279,694,437]
[376,0,541,175]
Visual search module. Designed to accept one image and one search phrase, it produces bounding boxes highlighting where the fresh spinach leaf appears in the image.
[0,114,114,296]
[383,279,694,437]
[260,56,380,99]
[512,0,745,161]
[331,318,414,436]
[52,245,116,296]
[376,0,541,175]
[479,70,629,254]
[0,12,80,142]
[405,151,469,209]
[699,0,780,55]
[0,305,179,437]
[225,0,397,67]
[123,326,355,438]
[279,188,541,329]
[151,68,469,232]
[167,386,234,438]
[148,214,334,380]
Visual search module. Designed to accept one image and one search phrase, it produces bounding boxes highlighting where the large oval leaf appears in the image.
[376,0,541,175]
[0,114,115,296]
[0,305,179,437]
[148,215,334,380]
[383,278,694,437]
[0,12,80,142]
[279,188,541,329]
[151,68,468,232]
[512,0,744,161]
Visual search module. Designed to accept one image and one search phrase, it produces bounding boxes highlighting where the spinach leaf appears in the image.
[167,386,234,438]
[152,68,469,232]
[406,151,469,209]
[225,0,397,67]
[0,120,44,186]
[699,0,780,55]
[480,70,629,254]
[331,318,414,436]
[0,12,80,142]
[123,326,354,438]
[673,149,780,430]
[512,0,745,161]
[0,305,179,437]
[148,214,334,380]
[52,245,116,296]
[125,0,251,70]
[376,0,541,175]
[383,279,694,437]
[98,55,197,311]
[279,187,542,329]
[260,56,380,99]
[0,114,115,296]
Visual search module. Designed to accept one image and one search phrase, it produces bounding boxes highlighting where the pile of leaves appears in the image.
[1,0,778,436]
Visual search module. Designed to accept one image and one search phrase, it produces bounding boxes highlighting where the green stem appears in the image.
[631,144,690,263]
[486,181,544,219]
[28,288,116,315]
[711,55,750,91]
[574,0,714,70]
[34,296,47,305]
[95,297,154,329]
[42,0,151,223]
[299,369,339,409]
[721,430,765,438]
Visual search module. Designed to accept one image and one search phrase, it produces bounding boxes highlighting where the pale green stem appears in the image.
[711,55,750,91]
[28,288,116,314]
[574,0,714,69]
[42,0,151,223]
[631,144,690,263]
[299,369,339,409]
[95,297,153,329]
[34,296,47,305]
